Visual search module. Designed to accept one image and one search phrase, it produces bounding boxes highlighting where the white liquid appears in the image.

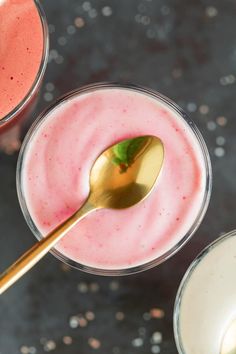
[176,231,236,354]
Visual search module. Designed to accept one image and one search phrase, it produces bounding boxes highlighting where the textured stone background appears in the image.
[1,0,236,353]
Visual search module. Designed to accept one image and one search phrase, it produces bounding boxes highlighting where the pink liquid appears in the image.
[0,0,44,119]
[22,88,207,270]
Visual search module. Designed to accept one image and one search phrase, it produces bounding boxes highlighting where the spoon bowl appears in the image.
[90,135,164,209]
[0,135,164,294]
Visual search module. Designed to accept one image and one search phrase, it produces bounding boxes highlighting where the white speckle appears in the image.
[141,15,150,25]
[207,121,216,131]
[58,36,67,46]
[214,147,225,157]
[63,336,73,345]
[151,332,162,344]
[49,49,58,61]
[138,327,146,336]
[216,136,225,146]
[135,14,142,23]
[85,311,95,321]
[143,312,151,321]
[206,6,218,17]
[216,116,227,126]
[88,338,101,349]
[138,3,146,12]
[28,348,37,354]
[161,5,170,15]
[82,1,91,11]
[150,308,165,318]
[44,92,53,102]
[48,24,55,33]
[109,281,119,290]
[88,8,98,18]
[199,104,209,114]
[78,316,88,327]
[55,55,64,64]
[115,312,125,321]
[132,338,144,347]
[102,6,112,16]
[44,340,56,352]
[70,314,88,328]
[45,82,55,92]
[151,345,161,353]
[20,347,29,354]
[67,25,76,35]
[220,74,236,86]
[74,17,85,28]
[69,316,79,328]
[90,282,100,292]
[187,102,197,112]
[78,282,88,293]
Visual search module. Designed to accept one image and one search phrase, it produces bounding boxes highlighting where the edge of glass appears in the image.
[173,229,236,353]
[16,82,212,276]
[0,0,49,126]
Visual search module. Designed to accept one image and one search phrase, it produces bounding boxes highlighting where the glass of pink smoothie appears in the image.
[0,0,49,130]
[16,83,212,275]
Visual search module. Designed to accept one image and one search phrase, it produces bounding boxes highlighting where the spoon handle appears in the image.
[0,199,94,295]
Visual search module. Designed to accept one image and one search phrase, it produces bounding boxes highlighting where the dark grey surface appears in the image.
[1,0,236,353]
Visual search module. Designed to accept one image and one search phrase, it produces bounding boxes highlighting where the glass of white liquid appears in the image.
[174,229,236,354]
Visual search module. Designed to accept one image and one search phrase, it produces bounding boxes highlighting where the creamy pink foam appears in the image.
[22,88,207,269]
[0,0,43,119]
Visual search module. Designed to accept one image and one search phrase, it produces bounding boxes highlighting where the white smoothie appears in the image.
[175,230,236,354]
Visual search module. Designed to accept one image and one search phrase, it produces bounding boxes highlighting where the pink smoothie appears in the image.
[0,0,44,119]
[21,87,208,270]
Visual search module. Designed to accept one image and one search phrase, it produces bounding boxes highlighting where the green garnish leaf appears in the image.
[112,136,147,172]
[127,136,147,165]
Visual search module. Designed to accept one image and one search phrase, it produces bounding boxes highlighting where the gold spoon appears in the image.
[221,319,236,354]
[0,135,164,295]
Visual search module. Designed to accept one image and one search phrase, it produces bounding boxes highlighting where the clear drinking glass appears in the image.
[16,82,212,276]
[0,0,49,130]
[174,230,236,354]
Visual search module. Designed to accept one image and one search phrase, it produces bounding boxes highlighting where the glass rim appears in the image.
[173,229,236,353]
[0,0,49,126]
[16,82,212,276]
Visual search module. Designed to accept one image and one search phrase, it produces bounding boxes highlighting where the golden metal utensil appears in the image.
[0,135,164,294]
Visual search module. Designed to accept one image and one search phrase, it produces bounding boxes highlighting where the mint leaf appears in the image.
[113,139,130,165]
[112,136,147,172]
[127,137,147,165]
